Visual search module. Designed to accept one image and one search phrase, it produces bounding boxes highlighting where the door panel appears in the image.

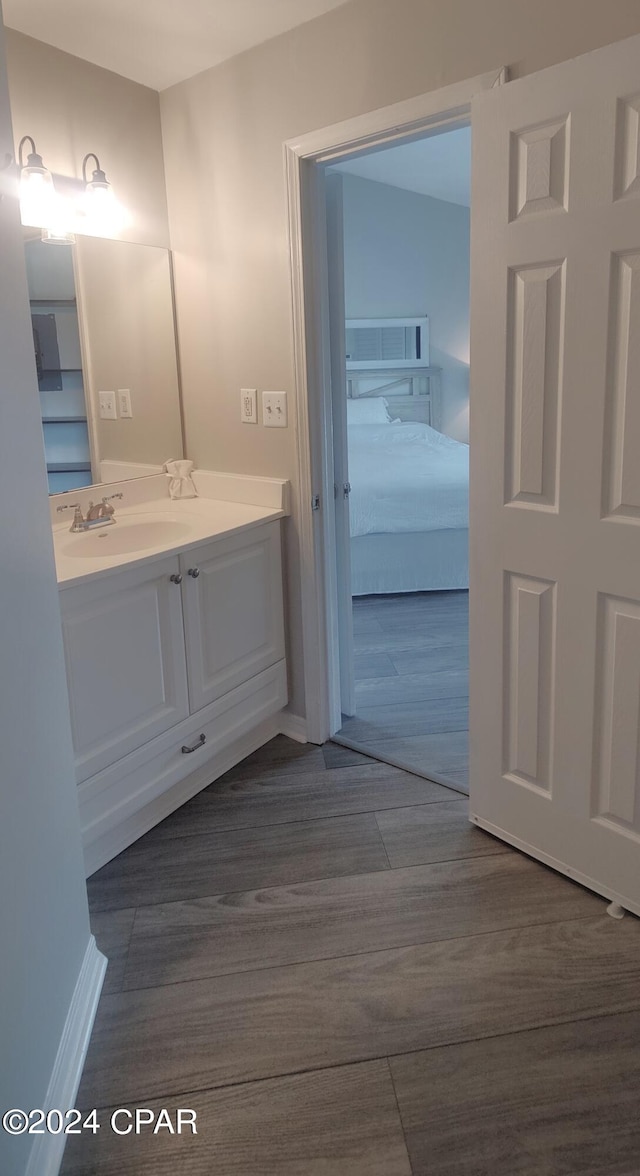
[593,595,640,830]
[180,523,285,713]
[506,261,564,508]
[60,555,190,782]
[604,249,640,519]
[503,573,556,794]
[470,32,640,913]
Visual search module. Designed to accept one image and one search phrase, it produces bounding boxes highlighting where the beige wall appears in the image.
[160,0,640,719]
[5,28,169,247]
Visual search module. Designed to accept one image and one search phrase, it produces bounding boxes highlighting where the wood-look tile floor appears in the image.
[62,735,640,1175]
[340,591,469,791]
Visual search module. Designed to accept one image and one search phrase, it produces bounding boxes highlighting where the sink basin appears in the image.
[59,518,193,558]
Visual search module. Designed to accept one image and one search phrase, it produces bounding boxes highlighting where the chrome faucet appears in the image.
[84,492,123,528]
[56,492,124,533]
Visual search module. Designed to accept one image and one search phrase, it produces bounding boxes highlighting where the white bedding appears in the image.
[351,530,469,595]
[348,420,469,538]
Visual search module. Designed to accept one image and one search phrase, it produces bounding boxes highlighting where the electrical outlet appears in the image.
[98,391,117,420]
[118,388,132,418]
[262,391,288,428]
[240,387,257,424]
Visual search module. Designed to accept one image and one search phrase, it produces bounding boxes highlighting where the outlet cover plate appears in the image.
[240,387,257,424]
[118,388,132,418]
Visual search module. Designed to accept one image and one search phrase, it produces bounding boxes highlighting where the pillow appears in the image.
[346,397,391,425]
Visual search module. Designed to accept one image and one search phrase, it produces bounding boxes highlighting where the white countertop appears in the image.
[54,496,285,588]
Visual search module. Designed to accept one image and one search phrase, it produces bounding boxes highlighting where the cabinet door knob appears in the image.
[187,567,200,578]
[170,573,183,584]
[182,733,206,754]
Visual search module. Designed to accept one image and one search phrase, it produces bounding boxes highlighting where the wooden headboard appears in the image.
[346,366,443,431]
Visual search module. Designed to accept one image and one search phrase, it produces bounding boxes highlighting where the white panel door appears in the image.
[60,555,190,782]
[470,33,640,914]
[180,522,285,713]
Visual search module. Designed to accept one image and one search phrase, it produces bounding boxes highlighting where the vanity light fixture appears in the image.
[15,141,124,235]
[18,135,56,228]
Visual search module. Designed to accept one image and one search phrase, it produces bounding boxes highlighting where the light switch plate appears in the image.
[98,391,117,420]
[262,391,288,428]
[118,388,132,418]
[240,387,257,424]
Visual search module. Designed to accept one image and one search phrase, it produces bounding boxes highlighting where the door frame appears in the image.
[284,67,506,743]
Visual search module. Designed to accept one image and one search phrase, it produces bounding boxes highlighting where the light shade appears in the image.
[82,152,119,231]
[18,136,56,228]
[41,227,77,245]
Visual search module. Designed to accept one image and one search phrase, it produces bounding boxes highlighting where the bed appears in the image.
[347,395,469,596]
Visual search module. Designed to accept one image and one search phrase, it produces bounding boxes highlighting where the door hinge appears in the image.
[311,494,321,511]
[343,482,351,498]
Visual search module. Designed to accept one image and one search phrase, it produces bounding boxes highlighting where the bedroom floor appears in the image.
[61,734,640,1175]
[340,590,469,791]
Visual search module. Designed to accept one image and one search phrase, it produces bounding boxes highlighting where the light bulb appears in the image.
[84,181,115,213]
[81,152,123,233]
[18,139,56,228]
[41,191,76,243]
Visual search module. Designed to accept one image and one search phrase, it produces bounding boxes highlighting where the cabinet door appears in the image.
[180,521,285,712]
[60,556,189,782]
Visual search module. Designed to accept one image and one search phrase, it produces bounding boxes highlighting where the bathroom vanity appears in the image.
[52,474,289,875]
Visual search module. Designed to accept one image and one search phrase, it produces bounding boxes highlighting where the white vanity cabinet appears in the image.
[179,522,285,712]
[59,554,190,783]
[59,518,287,874]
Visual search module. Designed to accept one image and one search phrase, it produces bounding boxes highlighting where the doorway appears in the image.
[283,69,500,769]
[327,126,471,792]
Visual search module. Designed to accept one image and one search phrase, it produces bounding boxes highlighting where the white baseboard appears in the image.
[25,937,106,1176]
[278,711,308,743]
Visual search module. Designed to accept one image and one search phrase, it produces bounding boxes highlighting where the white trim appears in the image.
[192,470,290,511]
[284,144,333,743]
[284,68,507,743]
[25,937,106,1176]
[99,459,165,481]
[285,68,506,162]
[472,816,637,918]
[325,171,356,722]
[279,711,308,743]
[72,248,101,485]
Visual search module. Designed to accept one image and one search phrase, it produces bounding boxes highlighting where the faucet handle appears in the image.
[56,502,86,532]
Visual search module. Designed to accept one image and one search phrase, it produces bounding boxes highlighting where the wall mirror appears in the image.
[24,233,184,494]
